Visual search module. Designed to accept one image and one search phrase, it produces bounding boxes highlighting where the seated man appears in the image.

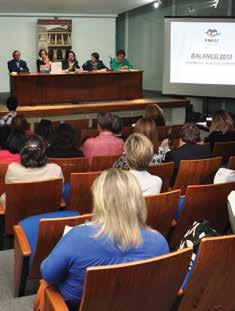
[82,52,108,71]
[8,50,29,73]
[0,97,18,126]
[165,123,211,184]
[111,49,133,71]
[83,112,124,165]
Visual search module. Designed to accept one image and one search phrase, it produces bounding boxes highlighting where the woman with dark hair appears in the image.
[82,52,108,71]
[11,115,33,136]
[37,49,51,72]
[0,129,25,163]
[35,119,55,148]
[62,50,80,72]
[205,110,235,144]
[1,135,63,206]
[46,123,83,158]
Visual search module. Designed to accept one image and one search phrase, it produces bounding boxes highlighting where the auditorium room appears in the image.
[1,0,235,310]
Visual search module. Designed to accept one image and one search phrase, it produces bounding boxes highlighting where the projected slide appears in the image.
[170,22,235,85]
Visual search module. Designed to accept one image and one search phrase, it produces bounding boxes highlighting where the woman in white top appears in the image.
[124,133,162,196]
[1,135,63,206]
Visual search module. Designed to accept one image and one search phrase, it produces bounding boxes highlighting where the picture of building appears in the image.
[37,19,72,61]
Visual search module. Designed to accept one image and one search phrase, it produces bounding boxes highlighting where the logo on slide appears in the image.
[204,29,221,43]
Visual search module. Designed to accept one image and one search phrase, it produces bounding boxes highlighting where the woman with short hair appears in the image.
[123,133,162,195]
[205,110,235,144]
[37,49,51,73]
[114,118,169,170]
[82,52,108,71]
[62,50,80,72]
[1,135,63,206]
[40,168,169,310]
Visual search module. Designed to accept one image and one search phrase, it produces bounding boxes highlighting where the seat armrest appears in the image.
[45,283,69,311]
[14,225,32,257]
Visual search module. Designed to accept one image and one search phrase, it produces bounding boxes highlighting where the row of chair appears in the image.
[41,235,235,311]
[11,180,235,297]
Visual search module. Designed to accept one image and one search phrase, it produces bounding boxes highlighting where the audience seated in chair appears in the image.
[0,96,18,126]
[114,118,170,170]
[144,103,166,127]
[40,169,169,311]
[47,124,83,158]
[35,119,55,149]
[204,110,235,145]
[0,129,25,163]
[82,112,124,166]
[11,114,33,137]
[119,133,162,196]
[165,123,211,184]
[0,135,63,207]
[111,114,124,140]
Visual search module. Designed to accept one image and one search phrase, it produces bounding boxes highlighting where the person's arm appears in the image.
[36,60,40,72]
[111,59,120,71]
[82,61,90,71]
[8,61,13,73]
[41,231,74,284]
[99,61,108,70]
[125,59,133,69]
[74,60,80,70]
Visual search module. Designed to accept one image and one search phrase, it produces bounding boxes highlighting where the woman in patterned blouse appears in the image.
[114,118,170,170]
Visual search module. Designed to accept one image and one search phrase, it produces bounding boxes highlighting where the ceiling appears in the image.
[0,0,153,15]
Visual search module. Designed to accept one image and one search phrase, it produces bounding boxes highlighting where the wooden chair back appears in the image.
[67,172,101,214]
[178,235,235,311]
[30,214,93,278]
[91,155,121,171]
[0,163,9,196]
[122,126,134,140]
[44,248,193,311]
[145,190,181,236]
[48,157,89,183]
[147,162,175,193]
[228,156,235,170]
[212,141,235,163]
[169,182,235,250]
[173,157,222,194]
[157,125,172,141]
[78,248,192,311]
[5,179,63,235]
[80,129,99,144]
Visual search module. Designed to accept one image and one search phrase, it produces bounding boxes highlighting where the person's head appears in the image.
[92,168,147,250]
[111,115,123,135]
[124,133,154,170]
[6,130,26,154]
[66,50,76,62]
[117,49,126,62]
[210,110,233,134]
[144,104,164,124]
[97,112,114,132]
[91,52,100,63]
[180,123,201,144]
[39,49,48,60]
[11,115,28,132]
[20,135,47,168]
[35,119,54,142]
[6,96,18,112]
[52,123,76,148]
[12,50,21,61]
[134,118,158,152]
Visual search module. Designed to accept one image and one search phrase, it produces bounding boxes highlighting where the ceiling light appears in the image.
[153,0,162,9]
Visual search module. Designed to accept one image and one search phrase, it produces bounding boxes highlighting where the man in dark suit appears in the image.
[8,50,29,73]
[165,123,211,184]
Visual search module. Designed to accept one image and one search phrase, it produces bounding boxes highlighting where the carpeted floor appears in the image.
[0,249,35,311]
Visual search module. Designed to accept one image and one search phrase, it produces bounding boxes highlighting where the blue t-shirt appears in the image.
[41,223,169,303]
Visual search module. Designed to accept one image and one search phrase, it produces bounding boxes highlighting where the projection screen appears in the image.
[162,17,235,98]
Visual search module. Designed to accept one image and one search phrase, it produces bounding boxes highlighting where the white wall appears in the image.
[0,15,116,93]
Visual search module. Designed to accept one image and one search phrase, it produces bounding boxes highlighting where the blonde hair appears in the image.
[134,118,159,152]
[210,110,233,134]
[145,104,164,120]
[92,168,147,250]
[124,133,154,170]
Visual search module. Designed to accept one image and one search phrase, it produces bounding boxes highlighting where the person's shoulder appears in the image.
[47,162,63,172]
[150,173,162,185]
[142,228,169,250]
[7,162,23,174]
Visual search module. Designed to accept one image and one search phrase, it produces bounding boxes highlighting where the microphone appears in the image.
[109,56,112,70]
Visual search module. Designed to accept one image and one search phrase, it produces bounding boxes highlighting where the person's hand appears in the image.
[120,65,129,70]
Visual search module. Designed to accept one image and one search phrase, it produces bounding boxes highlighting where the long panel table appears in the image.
[10,70,143,106]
